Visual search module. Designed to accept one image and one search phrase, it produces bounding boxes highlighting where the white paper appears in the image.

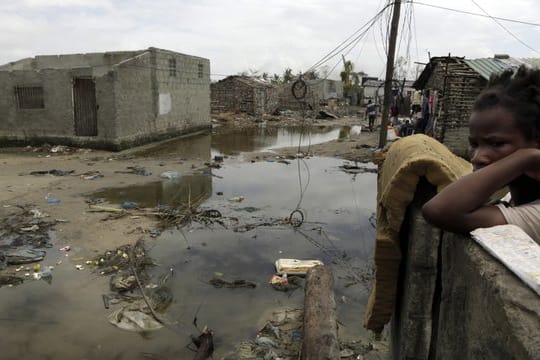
[471,224,540,296]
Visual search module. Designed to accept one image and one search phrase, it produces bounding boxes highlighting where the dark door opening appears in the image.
[73,78,98,136]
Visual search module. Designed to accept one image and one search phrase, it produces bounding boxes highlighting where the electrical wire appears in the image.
[409,1,540,27]
[470,0,540,54]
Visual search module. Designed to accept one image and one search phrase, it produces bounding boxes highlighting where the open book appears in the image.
[470,224,540,296]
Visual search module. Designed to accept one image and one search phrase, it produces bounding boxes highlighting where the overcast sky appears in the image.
[2,0,540,80]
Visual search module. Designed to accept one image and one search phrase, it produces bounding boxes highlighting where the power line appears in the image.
[410,1,540,27]
[306,2,391,73]
[470,0,540,55]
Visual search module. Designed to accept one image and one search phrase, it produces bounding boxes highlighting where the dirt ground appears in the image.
[0,109,388,358]
[1,110,381,255]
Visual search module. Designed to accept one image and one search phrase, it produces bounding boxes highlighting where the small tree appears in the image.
[283,68,294,83]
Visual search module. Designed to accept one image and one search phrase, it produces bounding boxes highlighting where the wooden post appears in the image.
[378,0,402,148]
[301,265,340,359]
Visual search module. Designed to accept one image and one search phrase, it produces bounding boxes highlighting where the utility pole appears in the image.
[378,0,402,148]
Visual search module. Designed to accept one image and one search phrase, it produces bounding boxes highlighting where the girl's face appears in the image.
[469,107,538,170]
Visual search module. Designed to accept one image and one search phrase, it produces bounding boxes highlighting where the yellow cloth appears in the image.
[364,134,472,332]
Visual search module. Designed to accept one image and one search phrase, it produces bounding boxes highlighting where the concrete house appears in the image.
[413,54,528,158]
[211,75,279,115]
[0,47,211,150]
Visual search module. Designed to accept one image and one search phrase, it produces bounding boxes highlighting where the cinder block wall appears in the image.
[391,185,540,359]
[114,49,210,147]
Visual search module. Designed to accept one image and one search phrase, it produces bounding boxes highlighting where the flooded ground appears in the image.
[0,124,379,359]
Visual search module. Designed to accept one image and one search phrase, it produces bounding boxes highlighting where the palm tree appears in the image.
[340,60,361,100]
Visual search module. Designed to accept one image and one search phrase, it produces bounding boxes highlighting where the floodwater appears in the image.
[0,126,376,359]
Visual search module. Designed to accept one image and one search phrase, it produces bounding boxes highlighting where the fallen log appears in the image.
[301,265,340,359]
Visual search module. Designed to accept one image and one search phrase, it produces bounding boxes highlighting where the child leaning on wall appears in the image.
[422,65,540,244]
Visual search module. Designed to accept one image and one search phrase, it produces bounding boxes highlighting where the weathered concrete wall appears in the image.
[0,68,117,147]
[391,182,540,360]
[113,48,211,148]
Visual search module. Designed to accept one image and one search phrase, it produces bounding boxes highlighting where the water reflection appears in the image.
[90,174,212,208]
[127,125,362,159]
[212,125,362,155]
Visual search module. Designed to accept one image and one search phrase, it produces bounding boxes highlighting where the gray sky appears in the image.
[2,0,540,80]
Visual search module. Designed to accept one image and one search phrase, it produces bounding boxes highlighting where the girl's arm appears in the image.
[422,148,540,233]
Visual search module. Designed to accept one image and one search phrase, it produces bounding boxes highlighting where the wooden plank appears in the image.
[301,265,340,359]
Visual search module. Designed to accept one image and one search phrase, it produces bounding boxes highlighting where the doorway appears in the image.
[73,78,97,136]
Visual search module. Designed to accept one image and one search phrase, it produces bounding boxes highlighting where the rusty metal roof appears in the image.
[463,58,515,80]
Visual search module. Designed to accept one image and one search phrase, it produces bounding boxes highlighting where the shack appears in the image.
[210,75,278,115]
[413,54,528,158]
[278,79,343,111]
[0,47,211,150]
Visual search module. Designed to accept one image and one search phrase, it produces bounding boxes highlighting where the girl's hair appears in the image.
[473,65,540,140]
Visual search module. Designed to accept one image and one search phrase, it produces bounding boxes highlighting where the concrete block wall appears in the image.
[391,184,540,359]
[112,49,210,147]
[0,69,77,138]
[152,48,210,132]
[113,52,155,140]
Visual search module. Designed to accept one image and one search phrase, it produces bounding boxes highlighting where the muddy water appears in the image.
[0,129,376,359]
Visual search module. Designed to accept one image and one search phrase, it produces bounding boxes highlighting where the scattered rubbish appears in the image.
[269,274,303,292]
[216,192,223,196]
[148,228,161,238]
[214,155,224,162]
[29,169,74,177]
[20,225,39,232]
[0,275,24,287]
[46,198,61,204]
[32,267,53,284]
[110,274,137,292]
[115,166,152,176]
[81,171,104,180]
[50,145,67,153]
[277,160,291,165]
[339,164,378,174]
[59,246,71,252]
[108,306,163,332]
[160,171,180,180]
[225,308,303,359]
[75,264,84,270]
[5,249,46,265]
[121,201,139,209]
[255,336,277,348]
[29,209,45,218]
[316,110,339,119]
[85,198,105,205]
[228,196,245,202]
[233,206,260,213]
[87,204,124,213]
[209,276,257,289]
[274,258,324,275]
[205,161,221,169]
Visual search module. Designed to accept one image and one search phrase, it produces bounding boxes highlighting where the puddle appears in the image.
[127,125,361,159]
[90,174,213,208]
[0,130,376,358]
[212,125,362,156]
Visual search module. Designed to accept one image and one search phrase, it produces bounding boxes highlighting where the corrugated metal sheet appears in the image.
[463,58,514,80]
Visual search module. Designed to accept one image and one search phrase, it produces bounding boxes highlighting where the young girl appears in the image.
[422,65,540,243]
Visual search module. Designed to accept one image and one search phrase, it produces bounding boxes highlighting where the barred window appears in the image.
[169,58,177,77]
[198,63,203,78]
[15,86,44,109]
